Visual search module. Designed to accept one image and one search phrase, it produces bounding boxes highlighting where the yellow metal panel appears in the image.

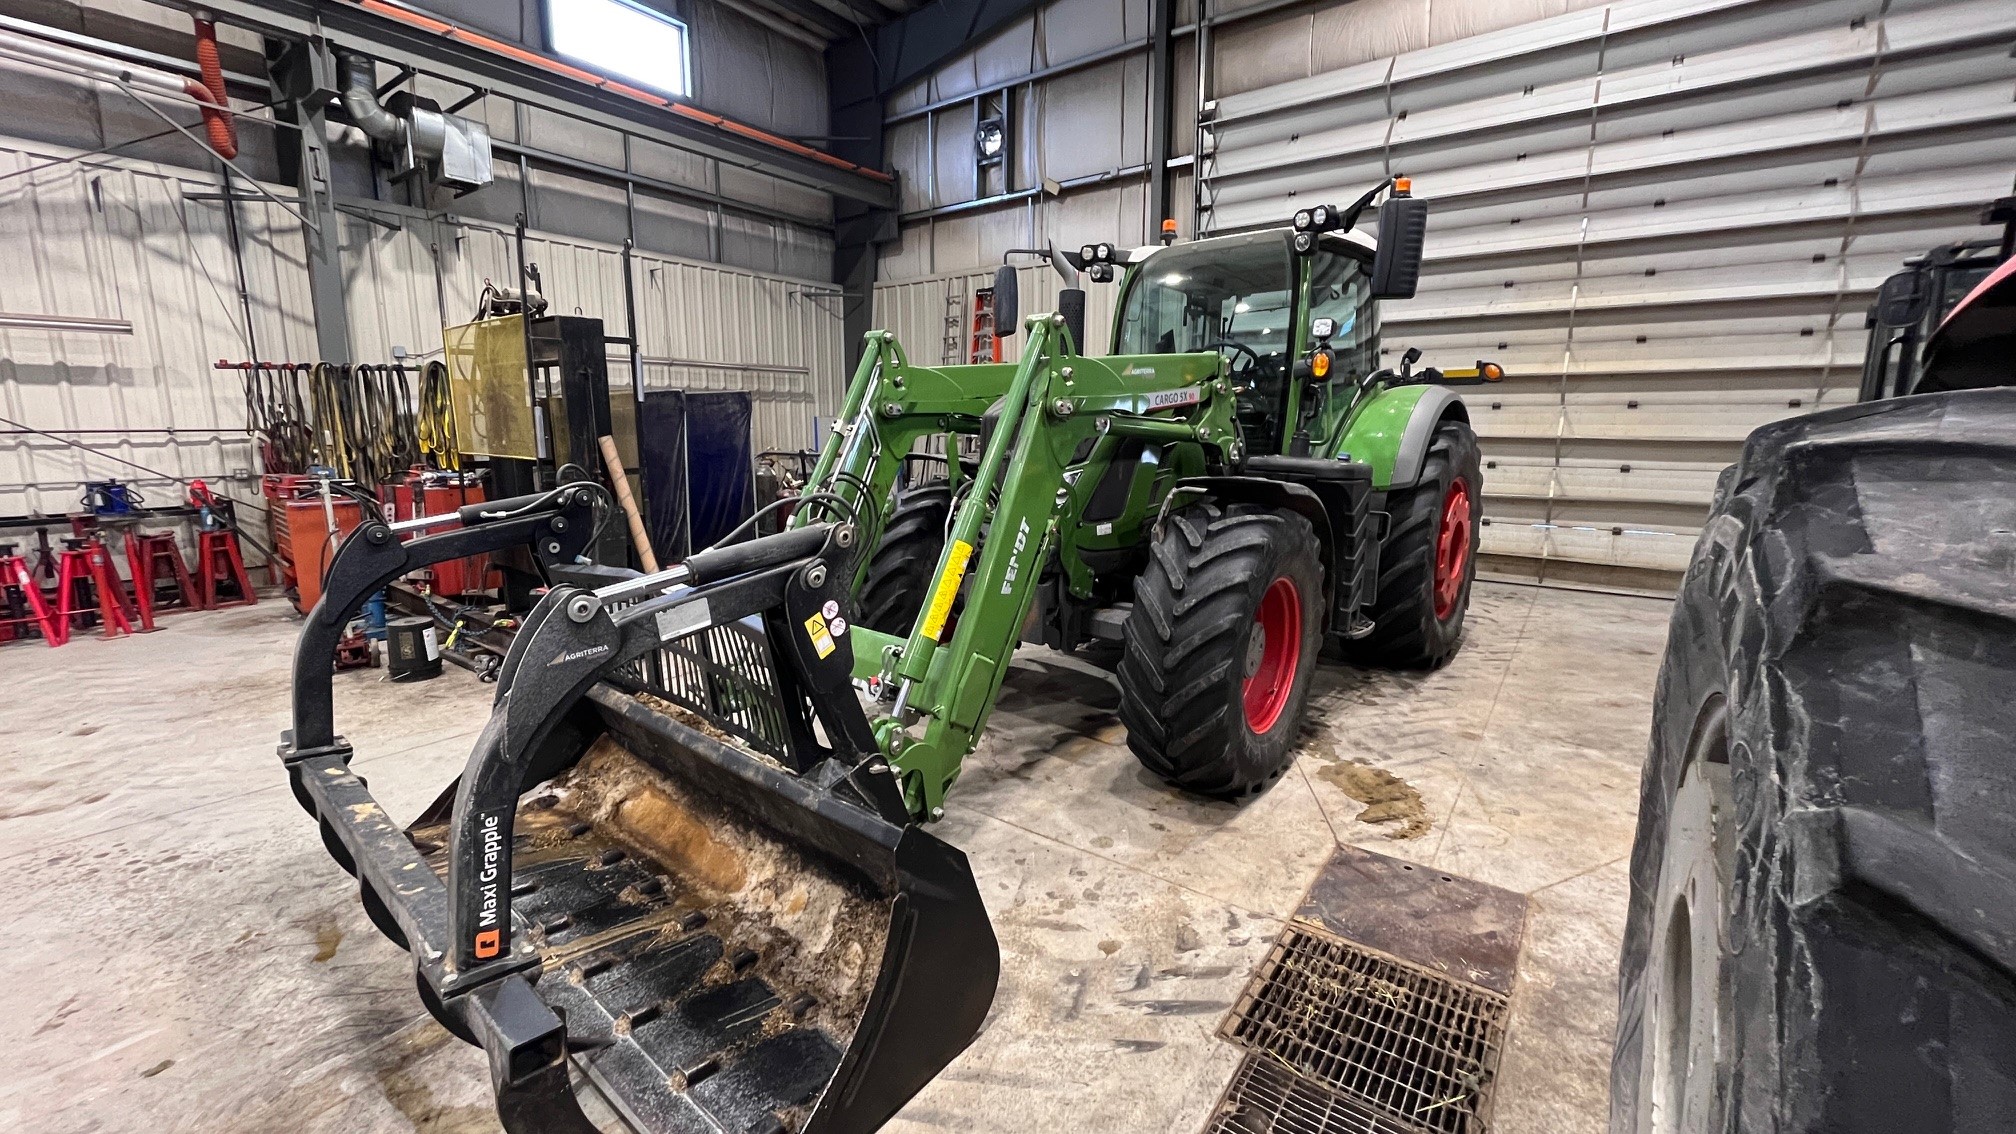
[442,315,538,459]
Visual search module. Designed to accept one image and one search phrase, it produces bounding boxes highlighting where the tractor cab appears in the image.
[1110,228,1382,456]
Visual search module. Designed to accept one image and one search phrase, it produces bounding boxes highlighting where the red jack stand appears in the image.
[54,538,134,641]
[197,529,257,610]
[124,530,199,631]
[0,547,64,647]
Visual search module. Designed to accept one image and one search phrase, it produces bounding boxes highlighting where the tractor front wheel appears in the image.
[1118,503,1323,799]
[858,481,952,634]
[1348,418,1482,668]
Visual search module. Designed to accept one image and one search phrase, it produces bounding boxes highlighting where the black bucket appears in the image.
[398,684,999,1134]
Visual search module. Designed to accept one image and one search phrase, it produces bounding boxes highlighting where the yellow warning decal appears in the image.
[922,540,974,642]
[803,611,837,658]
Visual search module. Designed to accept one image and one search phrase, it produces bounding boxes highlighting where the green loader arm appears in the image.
[801,315,1236,818]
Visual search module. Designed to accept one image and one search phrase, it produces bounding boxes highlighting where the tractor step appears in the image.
[1089,603,1132,643]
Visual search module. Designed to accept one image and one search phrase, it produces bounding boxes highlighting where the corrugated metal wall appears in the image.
[877,0,1189,285]
[875,0,2016,594]
[875,260,1122,366]
[342,208,846,456]
[1,135,847,521]
[0,141,313,519]
[1199,0,2016,591]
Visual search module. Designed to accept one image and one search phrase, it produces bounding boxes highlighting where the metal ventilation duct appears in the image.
[337,49,493,191]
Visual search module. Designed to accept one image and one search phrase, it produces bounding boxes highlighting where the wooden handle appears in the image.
[597,434,659,573]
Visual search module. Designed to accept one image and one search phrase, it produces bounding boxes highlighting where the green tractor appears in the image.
[281,178,1499,1133]
[827,176,1494,814]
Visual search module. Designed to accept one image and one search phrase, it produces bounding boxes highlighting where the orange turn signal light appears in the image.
[1481,361,1505,381]
[1394,176,1413,195]
[1312,350,1332,379]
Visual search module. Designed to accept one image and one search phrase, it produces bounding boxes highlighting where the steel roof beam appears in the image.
[151,0,896,208]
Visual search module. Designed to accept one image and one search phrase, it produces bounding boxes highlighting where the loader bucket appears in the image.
[403,684,995,1133]
[286,522,998,1134]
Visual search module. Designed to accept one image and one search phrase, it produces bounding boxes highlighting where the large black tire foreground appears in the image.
[1348,418,1482,668]
[1611,389,2016,1134]
[1118,502,1324,799]
[858,480,952,634]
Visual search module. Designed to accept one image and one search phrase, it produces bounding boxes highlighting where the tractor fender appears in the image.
[1390,386,1470,489]
[1157,476,1336,621]
[1339,384,1470,490]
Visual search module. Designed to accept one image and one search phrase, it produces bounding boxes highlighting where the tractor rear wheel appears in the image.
[1348,418,1481,668]
[1118,503,1323,799]
[858,481,952,634]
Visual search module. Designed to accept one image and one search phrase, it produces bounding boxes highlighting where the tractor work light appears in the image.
[1292,232,1317,255]
[1293,209,1313,231]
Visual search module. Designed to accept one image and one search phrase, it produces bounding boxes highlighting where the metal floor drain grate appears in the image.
[1219,919,1510,1134]
[1206,1056,1420,1134]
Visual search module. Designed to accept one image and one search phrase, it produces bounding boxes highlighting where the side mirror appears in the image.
[1369,196,1429,299]
[1873,270,1926,328]
[992,265,1020,337]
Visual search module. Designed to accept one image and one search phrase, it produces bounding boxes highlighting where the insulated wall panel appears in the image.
[1201,0,2016,591]
[1,138,847,520]
[0,142,311,520]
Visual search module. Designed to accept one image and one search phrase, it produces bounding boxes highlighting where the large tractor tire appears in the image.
[1349,418,1482,668]
[1118,502,1323,799]
[1611,389,2016,1134]
[858,481,952,634]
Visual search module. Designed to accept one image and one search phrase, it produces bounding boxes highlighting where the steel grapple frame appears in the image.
[280,488,995,1134]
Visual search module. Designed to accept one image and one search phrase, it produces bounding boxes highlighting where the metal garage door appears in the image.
[1200,0,2016,592]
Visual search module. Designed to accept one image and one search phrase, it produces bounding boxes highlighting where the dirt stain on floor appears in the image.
[375,1026,497,1133]
[1316,760,1432,839]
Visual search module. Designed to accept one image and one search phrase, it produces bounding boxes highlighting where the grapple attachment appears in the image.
[283,518,997,1134]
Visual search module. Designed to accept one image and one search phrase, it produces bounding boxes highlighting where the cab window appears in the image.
[1307,249,1378,383]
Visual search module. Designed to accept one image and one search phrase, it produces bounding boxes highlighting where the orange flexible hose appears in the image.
[191,17,237,158]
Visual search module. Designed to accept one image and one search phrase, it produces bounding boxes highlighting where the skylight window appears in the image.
[548,0,692,98]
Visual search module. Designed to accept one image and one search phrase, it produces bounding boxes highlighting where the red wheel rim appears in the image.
[1432,478,1473,620]
[1243,577,1302,734]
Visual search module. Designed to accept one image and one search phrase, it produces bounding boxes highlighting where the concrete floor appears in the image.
[0,581,1669,1133]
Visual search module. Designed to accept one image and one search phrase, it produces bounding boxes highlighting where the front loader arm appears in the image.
[805,314,1237,817]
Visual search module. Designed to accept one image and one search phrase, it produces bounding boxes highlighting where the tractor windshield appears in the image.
[1116,231,1294,361]
[1117,231,1375,453]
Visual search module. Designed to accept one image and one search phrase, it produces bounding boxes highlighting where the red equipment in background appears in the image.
[414,473,498,597]
[124,530,199,629]
[188,479,256,611]
[54,537,134,641]
[277,491,362,614]
[0,545,63,646]
[263,469,501,614]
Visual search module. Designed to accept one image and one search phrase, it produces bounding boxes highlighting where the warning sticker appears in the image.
[922,540,974,642]
[803,611,838,659]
